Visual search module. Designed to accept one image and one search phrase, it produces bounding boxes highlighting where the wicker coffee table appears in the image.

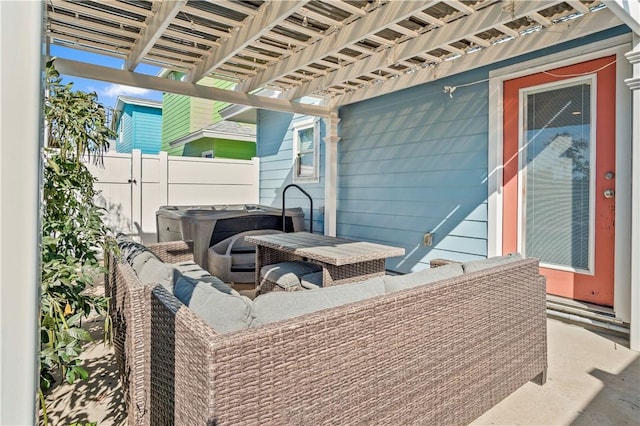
[245,231,405,287]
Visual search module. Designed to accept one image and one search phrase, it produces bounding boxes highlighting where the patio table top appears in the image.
[245,231,405,266]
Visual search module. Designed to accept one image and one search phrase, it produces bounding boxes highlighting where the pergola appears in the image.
[45,0,637,114]
[1,1,639,424]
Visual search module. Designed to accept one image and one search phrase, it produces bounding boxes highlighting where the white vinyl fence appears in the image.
[85,150,259,244]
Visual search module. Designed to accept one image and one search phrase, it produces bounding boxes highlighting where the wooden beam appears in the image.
[212,0,260,16]
[52,57,331,117]
[323,1,367,17]
[48,11,141,40]
[125,0,187,71]
[602,0,640,35]
[48,24,135,49]
[164,28,220,48]
[415,11,445,27]
[467,34,491,48]
[170,17,230,39]
[51,37,128,59]
[443,0,476,15]
[51,1,145,27]
[441,45,466,56]
[564,0,590,14]
[390,23,421,38]
[529,12,552,27]
[495,23,520,38]
[331,7,619,108]
[239,0,437,93]
[182,4,241,28]
[287,0,561,100]
[189,1,310,83]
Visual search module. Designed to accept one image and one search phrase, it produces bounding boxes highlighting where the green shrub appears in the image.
[39,59,116,425]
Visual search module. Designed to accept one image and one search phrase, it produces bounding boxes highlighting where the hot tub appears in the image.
[156,204,305,268]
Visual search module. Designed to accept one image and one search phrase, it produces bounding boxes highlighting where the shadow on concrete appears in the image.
[40,318,127,426]
[572,356,640,426]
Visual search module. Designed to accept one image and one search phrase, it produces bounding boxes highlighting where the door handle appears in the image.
[603,189,615,199]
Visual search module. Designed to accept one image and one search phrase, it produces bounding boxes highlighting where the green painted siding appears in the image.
[161,77,254,159]
[182,138,215,157]
[182,137,256,159]
[212,80,236,124]
[214,139,256,159]
[190,97,215,132]
[162,93,190,155]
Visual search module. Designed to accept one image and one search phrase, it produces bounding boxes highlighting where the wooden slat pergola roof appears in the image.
[46,0,637,114]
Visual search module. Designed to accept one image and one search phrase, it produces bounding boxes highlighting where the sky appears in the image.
[50,45,164,110]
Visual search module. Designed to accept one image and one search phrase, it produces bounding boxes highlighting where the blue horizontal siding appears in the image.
[338,68,490,272]
[256,26,629,271]
[115,103,162,154]
[116,112,134,153]
[257,110,326,232]
[338,211,487,239]
[132,106,162,154]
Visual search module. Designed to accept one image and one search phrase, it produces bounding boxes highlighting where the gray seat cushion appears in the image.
[174,275,252,334]
[250,276,385,327]
[175,261,236,295]
[383,263,464,293]
[462,253,522,273]
[260,261,322,290]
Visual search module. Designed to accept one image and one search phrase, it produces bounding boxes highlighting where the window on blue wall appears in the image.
[293,118,319,183]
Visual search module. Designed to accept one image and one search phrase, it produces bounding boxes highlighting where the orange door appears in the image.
[503,56,616,306]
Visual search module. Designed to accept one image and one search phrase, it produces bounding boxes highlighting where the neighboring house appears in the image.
[112,96,162,154]
[257,26,635,335]
[161,73,256,159]
[169,120,256,160]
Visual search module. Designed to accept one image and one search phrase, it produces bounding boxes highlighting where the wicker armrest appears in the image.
[430,258,460,268]
[148,240,194,263]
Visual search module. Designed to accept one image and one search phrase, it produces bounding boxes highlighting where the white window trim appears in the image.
[488,34,633,323]
[201,149,214,158]
[292,118,320,183]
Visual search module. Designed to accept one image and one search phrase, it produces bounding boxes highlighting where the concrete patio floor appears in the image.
[42,317,639,425]
[472,319,639,425]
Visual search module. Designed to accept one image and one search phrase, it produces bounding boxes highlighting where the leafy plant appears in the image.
[39,59,116,425]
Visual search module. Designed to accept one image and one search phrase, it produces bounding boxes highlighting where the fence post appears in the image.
[160,150,169,206]
[131,149,143,241]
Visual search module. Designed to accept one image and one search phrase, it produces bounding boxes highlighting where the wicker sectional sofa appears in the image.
[106,238,547,426]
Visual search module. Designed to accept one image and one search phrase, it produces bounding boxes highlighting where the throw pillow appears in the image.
[462,253,523,273]
[137,257,176,293]
[174,275,252,334]
[383,263,464,293]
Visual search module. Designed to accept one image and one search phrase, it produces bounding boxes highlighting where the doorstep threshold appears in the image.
[546,295,629,334]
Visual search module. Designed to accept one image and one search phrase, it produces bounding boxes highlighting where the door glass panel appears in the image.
[522,81,592,271]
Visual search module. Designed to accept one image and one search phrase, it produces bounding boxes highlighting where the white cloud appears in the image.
[100,83,152,98]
